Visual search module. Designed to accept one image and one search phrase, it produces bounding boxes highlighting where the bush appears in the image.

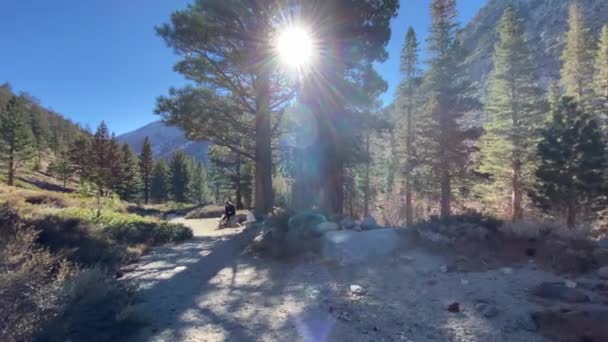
[185,205,225,219]
[60,208,193,245]
[24,193,68,208]
[38,268,144,342]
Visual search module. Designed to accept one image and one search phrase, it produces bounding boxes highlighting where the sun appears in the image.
[275,26,315,68]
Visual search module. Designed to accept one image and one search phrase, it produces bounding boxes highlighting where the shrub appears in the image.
[38,268,144,342]
[24,193,68,208]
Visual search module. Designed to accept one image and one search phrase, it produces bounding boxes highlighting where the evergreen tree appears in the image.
[139,136,154,204]
[188,161,209,205]
[29,106,49,170]
[418,0,480,218]
[116,144,142,202]
[560,1,594,109]
[169,150,191,203]
[0,96,34,186]
[209,146,250,209]
[47,148,74,188]
[91,121,113,206]
[593,25,608,117]
[69,135,92,183]
[150,160,169,203]
[532,96,607,228]
[108,134,123,195]
[398,26,420,225]
[477,6,547,221]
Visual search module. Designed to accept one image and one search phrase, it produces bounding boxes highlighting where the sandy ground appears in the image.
[125,218,597,342]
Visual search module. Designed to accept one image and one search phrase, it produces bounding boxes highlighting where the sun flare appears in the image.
[276,26,315,68]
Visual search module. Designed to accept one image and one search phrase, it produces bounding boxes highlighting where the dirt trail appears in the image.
[126,219,591,342]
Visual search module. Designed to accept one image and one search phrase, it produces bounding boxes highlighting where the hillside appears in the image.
[460,0,608,96]
[117,121,210,164]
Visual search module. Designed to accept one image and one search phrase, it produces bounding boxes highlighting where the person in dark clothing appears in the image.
[220,201,236,228]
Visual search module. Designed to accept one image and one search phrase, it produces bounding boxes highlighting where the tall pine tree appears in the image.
[188,161,209,205]
[398,27,420,225]
[561,0,594,110]
[593,25,608,118]
[0,96,34,186]
[116,144,142,202]
[532,96,607,228]
[477,6,547,221]
[139,137,154,204]
[150,160,169,203]
[48,147,74,188]
[418,0,479,218]
[169,150,191,203]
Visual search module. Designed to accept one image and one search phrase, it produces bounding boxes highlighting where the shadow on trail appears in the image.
[130,224,297,341]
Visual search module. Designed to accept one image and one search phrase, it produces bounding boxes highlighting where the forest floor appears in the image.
[124,217,608,342]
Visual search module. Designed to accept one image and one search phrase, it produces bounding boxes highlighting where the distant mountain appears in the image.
[117,121,210,164]
[460,0,608,96]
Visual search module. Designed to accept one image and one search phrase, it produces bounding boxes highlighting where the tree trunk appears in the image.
[7,156,14,186]
[440,166,451,219]
[144,181,149,204]
[567,203,576,229]
[235,154,244,210]
[512,159,523,221]
[404,97,414,226]
[253,65,274,215]
[363,132,371,217]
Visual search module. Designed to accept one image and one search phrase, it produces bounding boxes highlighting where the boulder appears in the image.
[340,217,356,230]
[314,222,339,235]
[447,302,460,313]
[598,266,608,279]
[349,284,367,295]
[475,302,498,318]
[598,239,608,249]
[360,216,378,230]
[287,212,327,238]
[593,248,608,266]
[531,282,590,303]
[321,229,403,264]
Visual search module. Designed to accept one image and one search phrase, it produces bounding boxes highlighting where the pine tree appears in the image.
[139,136,154,204]
[593,25,608,117]
[150,160,169,203]
[418,0,480,218]
[69,135,92,183]
[477,6,547,221]
[29,106,49,170]
[398,26,420,225]
[108,134,123,195]
[169,150,191,203]
[0,96,34,186]
[47,148,74,188]
[91,121,113,213]
[561,1,594,110]
[188,161,209,205]
[116,144,142,202]
[532,96,607,228]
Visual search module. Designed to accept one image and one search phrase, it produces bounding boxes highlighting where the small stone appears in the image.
[461,279,469,286]
[349,284,367,295]
[447,302,460,313]
[502,267,513,275]
[565,280,577,288]
[440,265,449,273]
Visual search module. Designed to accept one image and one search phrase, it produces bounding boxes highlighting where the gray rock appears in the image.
[593,248,608,266]
[340,217,356,230]
[322,229,404,264]
[360,216,378,230]
[349,284,367,295]
[515,314,538,332]
[531,282,590,303]
[314,222,339,235]
[475,303,498,318]
[599,266,608,279]
[598,238,608,249]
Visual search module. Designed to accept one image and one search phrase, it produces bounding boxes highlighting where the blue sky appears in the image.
[0,0,486,135]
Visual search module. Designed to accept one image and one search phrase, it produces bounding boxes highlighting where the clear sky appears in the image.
[0,0,486,135]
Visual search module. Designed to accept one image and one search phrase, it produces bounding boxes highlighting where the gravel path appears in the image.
[126,219,590,341]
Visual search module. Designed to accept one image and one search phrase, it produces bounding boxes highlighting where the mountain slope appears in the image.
[460,0,608,95]
[117,121,210,163]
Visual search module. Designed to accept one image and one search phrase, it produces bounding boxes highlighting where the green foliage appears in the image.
[47,148,75,188]
[0,96,34,185]
[417,0,480,218]
[532,96,607,228]
[59,207,193,245]
[560,1,594,109]
[594,25,608,115]
[139,136,154,204]
[115,144,142,202]
[69,135,93,182]
[150,160,169,203]
[168,150,191,202]
[208,145,251,208]
[476,6,547,219]
[188,160,209,205]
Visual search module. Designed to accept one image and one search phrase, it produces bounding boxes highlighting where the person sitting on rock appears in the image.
[219,201,236,228]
